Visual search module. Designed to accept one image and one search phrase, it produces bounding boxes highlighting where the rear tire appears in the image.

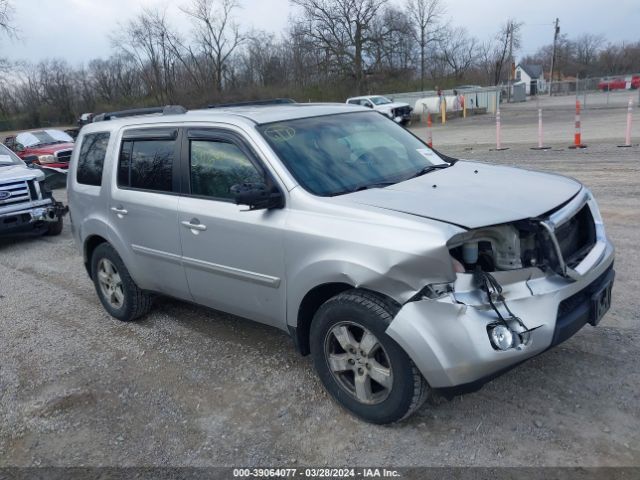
[45,216,63,236]
[310,289,429,424]
[91,243,153,322]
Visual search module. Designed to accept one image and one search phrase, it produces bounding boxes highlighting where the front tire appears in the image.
[310,290,429,424]
[91,243,153,322]
[45,216,63,236]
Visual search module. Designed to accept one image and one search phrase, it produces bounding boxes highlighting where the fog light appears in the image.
[490,325,514,351]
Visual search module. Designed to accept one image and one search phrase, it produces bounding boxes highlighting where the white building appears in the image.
[515,64,546,95]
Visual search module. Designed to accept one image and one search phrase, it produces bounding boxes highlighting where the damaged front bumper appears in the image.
[386,229,615,392]
[0,201,67,236]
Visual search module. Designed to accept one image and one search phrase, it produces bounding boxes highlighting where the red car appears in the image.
[3,129,75,169]
[599,76,640,91]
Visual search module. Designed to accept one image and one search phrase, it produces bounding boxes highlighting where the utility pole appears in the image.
[507,22,514,103]
[549,18,559,96]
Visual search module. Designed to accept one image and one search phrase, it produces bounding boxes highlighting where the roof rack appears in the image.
[208,98,296,109]
[93,105,187,122]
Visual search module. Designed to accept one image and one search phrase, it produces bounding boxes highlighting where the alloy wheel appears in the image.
[97,258,125,310]
[324,321,393,405]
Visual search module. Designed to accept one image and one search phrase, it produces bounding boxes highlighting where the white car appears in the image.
[346,96,413,125]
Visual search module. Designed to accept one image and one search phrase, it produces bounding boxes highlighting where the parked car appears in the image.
[346,95,413,125]
[0,143,66,237]
[598,76,640,91]
[68,103,614,424]
[3,129,75,169]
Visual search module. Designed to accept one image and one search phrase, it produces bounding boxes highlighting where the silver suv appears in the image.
[68,103,615,424]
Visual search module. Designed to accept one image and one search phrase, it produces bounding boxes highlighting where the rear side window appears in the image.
[118,139,176,192]
[76,132,110,186]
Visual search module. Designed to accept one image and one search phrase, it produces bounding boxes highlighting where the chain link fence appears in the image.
[384,87,503,118]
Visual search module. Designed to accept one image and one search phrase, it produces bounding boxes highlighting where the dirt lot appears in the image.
[1,102,639,468]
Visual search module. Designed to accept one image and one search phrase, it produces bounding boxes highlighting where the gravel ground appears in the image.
[1,120,639,468]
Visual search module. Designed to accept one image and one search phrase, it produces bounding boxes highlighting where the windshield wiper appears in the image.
[412,164,450,178]
[328,181,397,196]
[351,181,397,192]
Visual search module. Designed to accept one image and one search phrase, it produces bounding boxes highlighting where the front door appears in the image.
[177,128,287,328]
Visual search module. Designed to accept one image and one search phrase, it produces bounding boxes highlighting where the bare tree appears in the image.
[291,0,388,94]
[368,6,414,74]
[488,19,522,86]
[38,60,76,123]
[0,0,15,37]
[573,33,605,76]
[181,0,243,94]
[0,0,15,80]
[439,26,477,80]
[405,0,443,91]
[113,8,180,103]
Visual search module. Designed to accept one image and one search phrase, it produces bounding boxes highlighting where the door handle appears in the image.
[111,206,128,216]
[181,219,207,232]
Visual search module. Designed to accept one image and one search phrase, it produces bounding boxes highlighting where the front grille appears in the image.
[0,180,32,208]
[393,106,411,117]
[55,149,73,162]
[554,205,596,268]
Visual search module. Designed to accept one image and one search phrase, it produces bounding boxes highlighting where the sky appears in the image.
[1,0,639,65]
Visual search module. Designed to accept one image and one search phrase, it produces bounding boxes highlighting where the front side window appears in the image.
[257,111,446,196]
[77,132,110,186]
[118,139,175,192]
[190,139,262,200]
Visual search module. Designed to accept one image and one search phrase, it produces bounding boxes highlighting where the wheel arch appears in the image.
[84,234,109,278]
[292,282,400,356]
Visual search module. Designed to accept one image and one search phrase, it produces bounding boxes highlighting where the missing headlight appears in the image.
[449,224,543,273]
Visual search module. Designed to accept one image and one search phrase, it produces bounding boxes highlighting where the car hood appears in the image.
[376,102,410,112]
[341,161,582,229]
[0,164,43,182]
[23,142,74,155]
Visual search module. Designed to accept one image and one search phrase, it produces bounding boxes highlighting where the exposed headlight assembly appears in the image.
[448,224,524,272]
[37,154,56,164]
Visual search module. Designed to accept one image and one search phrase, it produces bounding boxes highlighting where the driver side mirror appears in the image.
[230,182,284,211]
[365,103,374,109]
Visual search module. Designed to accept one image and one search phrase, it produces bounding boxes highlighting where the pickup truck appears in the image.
[0,143,66,237]
[3,129,75,169]
[346,95,413,125]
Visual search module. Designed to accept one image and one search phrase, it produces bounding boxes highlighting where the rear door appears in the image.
[109,127,190,300]
[177,128,287,327]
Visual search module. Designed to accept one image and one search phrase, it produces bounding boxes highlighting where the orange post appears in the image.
[569,99,587,149]
[427,111,433,148]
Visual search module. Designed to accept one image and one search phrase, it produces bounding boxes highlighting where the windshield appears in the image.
[257,111,447,196]
[0,143,23,166]
[370,96,392,105]
[16,129,74,148]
